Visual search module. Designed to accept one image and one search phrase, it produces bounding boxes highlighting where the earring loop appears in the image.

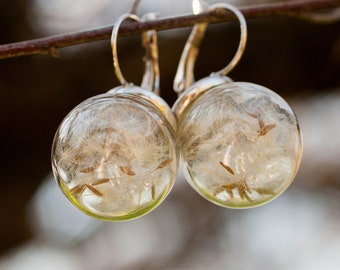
[211,3,247,77]
[173,2,247,95]
[111,13,161,95]
[111,14,140,87]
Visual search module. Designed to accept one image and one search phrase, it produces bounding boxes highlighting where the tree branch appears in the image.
[0,0,339,59]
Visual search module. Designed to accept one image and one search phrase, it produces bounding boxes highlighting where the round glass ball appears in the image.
[52,86,178,221]
[176,82,302,208]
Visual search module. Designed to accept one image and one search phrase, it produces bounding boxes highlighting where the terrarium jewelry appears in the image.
[173,3,303,208]
[51,14,178,221]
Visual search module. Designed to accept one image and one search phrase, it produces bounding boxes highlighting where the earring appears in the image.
[51,13,178,221]
[173,2,303,208]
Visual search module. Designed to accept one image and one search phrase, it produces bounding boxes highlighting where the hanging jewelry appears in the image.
[173,2,303,208]
[51,14,178,221]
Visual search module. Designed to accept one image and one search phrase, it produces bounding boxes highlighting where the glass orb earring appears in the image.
[51,13,178,221]
[173,3,303,208]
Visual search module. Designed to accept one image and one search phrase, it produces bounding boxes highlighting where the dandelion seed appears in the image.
[258,118,265,129]
[151,183,156,199]
[92,178,110,186]
[254,188,276,195]
[214,186,224,196]
[214,185,235,199]
[259,124,276,136]
[188,138,201,150]
[214,183,235,196]
[246,111,260,119]
[120,166,135,176]
[226,189,234,199]
[247,111,276,136]
[215,178,254,202]
[74,154,85,162]
[80,167,95,173]
[219,161,234,175]
[239,188,252,201]
[70,184,86,196]
[85,184,103,197]
[156,158,173,169]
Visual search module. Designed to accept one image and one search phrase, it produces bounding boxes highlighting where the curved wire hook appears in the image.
[111,13,160,94]
[111,14,139,86]
[173,2,248,95]
[141,13,161,95]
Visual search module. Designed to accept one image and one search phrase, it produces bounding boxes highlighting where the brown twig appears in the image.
[0,0,339,59]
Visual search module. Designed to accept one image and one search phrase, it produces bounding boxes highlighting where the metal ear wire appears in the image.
[173,0,208,94]
[173,2,248,95]
[211,3,247,77]
[111,14,140,87]
[141,13,161,95]
[111,13,160,95]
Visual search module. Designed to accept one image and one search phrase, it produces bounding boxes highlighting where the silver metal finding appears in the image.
[173,0,208,94]
[141,13,161,95]
[173,2,248,95]
[111,13,160,94]
[111,14,139,86]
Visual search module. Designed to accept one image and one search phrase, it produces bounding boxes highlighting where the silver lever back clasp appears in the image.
[141,13,161,95]
[111,13,160,95]
[173,1,248,95]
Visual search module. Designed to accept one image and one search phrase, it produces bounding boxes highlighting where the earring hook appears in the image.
[173,0,208,93]
[173,2,248,95]
[141,13,161,95]
[111,14,138,86]
[111,13,160,94]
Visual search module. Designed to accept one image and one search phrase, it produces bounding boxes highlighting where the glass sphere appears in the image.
[52,86,178,221]
[176,82,302,208]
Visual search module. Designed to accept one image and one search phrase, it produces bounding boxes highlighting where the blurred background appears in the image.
[0,0,340,269]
